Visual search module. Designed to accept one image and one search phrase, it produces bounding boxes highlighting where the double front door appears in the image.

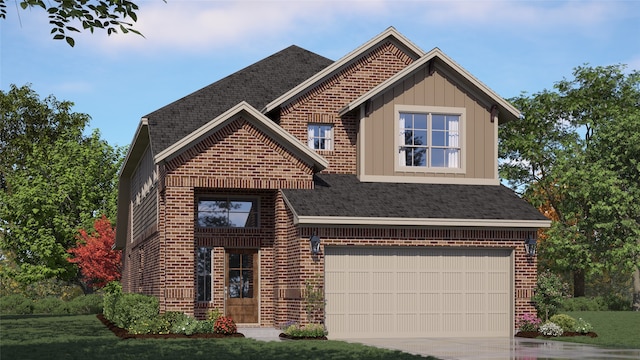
[225,249,258,323]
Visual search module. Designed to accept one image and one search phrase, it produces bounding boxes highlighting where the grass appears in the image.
[544,311,640,349]
[0,314,436,360]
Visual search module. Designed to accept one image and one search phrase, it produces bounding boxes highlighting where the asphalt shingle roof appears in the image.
[282,174,548,221]
[145,45,334,155]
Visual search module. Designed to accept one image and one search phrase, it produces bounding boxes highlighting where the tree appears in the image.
[67,215,121,292]
[0,84,123,287]
[500,65,640,308]
[0,0,145,47]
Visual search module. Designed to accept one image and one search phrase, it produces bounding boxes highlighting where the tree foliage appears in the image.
[0,0,146,46]
[67,215,121,291]
[499,65,640,308]
[0,84,123,286]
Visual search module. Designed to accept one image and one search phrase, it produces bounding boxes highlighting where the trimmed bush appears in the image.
[559,296,607,311]
[32,297,65,314]
[574,317,593,334]
[68,294,103,314]
[0,294,33,314]
[282,323,327,338]
[102,281,122,322]
[539,321,563,337]
[112,293,159,330]
[196,319,217,334]
[549,314,577,332]
[129,316,171,335]
[170,314,199,335]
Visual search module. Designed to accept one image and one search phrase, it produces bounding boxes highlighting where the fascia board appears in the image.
[295,216,551,228]
[280,191,301,224]
[339,48,521,120]
[153,101,328,170]
[119,118,149,177]
[262,27,425,114]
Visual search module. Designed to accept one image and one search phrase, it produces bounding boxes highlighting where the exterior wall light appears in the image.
[524,235,537,257]
[310,234,321,255]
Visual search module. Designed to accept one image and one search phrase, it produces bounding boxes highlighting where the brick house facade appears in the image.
[116,27,549,338]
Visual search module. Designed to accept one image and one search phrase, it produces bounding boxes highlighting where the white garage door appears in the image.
[324,247,512,338]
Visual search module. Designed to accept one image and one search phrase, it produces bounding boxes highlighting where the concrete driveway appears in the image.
[341,337,640,359]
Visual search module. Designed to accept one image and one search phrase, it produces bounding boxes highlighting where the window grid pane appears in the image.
[400,112,460,169]
[196,247,212,302]
[308,124,333,150]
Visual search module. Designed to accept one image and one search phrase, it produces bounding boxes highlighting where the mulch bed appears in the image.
[515,330,598,338]
[278,333,327,340]
[97,314,245,339]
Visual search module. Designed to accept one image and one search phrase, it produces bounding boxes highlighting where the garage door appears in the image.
[324,247,512,338]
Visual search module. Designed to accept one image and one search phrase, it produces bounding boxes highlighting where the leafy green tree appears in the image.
[532,270,568,321]
[500,65,640,309]
[0,0,145,46]
[0,84,123,288]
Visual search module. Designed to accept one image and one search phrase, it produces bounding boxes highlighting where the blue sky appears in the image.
[2,0,639,148]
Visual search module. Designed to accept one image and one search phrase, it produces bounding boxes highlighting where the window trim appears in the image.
[196,196,260,229]
[307,123,333,151]
[394,105,466,174]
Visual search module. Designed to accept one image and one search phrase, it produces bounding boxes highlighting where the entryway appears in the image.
[225,248,258,323]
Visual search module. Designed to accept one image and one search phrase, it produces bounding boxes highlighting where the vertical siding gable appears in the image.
[362,64,497,181]
[130,146,158,243]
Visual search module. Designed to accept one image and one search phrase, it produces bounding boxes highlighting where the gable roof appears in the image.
[145,45,333,156]
[282,174,550,228]
[339,47,520,123]
[261,26,425,114]
[155,101,328,171]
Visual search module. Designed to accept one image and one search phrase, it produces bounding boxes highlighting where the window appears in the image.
[398,107,462,169]
[307,124,333,150]
[197,198,258,228]
[196,247,212,302]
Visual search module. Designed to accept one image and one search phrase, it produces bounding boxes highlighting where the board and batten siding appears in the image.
[361,65,497,181]
[130,146,158,243]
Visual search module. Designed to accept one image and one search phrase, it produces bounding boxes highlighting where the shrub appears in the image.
[603,293,632,311]
[517,313,542,332]
[214,316,237,335]
[129,316,171,335]
[161,311,189,327]
[102,281,122,322]
[539,321,563,337]
[559,296,607,311]
[0,294,33,314]
[32,297,64,314]
[67,294,103,314]
[549,314,577,332]
[207,308,222,322]
[574,318,593,334]
[283,323,327,338]
[170,314,199,335]
[196,319,216,334]
[113,293,159,330]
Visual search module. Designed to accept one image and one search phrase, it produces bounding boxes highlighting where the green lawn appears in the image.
[0,314,436,360]
[546,311,640,349]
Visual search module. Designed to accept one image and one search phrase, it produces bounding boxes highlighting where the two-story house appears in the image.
[115,27,550,338]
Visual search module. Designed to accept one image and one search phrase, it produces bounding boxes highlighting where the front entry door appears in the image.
[225,249,258,323]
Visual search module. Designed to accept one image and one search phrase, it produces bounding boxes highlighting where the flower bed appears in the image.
[97,314,245,339]
[515,330,598,339]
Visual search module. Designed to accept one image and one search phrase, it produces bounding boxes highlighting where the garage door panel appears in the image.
[325,247,512,338]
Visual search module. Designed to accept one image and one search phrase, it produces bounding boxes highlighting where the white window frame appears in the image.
[307,123,333,151]
[394,105,466,174]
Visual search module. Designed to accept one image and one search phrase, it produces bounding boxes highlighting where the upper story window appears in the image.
[307,124,333,150]
[397,106,464,171]
[197,198,258,228]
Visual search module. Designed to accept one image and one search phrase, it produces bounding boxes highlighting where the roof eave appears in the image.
[294,216,551,228]
[262,26,425,114]
[154,101,328,171]
[339,47,521,121]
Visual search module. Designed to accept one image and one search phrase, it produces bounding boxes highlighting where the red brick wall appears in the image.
[279,41,416,174]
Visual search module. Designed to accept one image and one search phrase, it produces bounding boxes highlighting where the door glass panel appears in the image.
[242,270,253,298]
[229,253,241,268]
[229,269,241,298]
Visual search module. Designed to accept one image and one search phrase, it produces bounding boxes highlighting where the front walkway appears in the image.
[342,337,640,359]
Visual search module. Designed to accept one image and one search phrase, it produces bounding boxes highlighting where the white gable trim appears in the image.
[154,101,328,170]
[294,216,551,228]
[339,47,520,120]
[261,27,425,114]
